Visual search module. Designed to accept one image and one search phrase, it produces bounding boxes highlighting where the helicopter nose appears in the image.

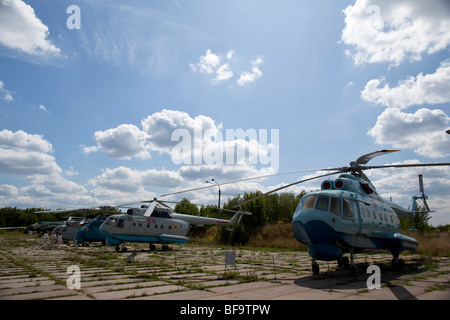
[99,223,109,238]
[293,220,310,245]
[292,210,339,245]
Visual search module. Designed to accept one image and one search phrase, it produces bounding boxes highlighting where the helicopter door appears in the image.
[341,199,362,235]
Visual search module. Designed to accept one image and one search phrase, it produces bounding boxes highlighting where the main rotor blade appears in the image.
[355,149,400,166]
[159,169,323,197]
[363,162,450,171]
[162,200,244,214]
[232,171,341,208]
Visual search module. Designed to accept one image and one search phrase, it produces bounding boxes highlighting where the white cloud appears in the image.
[38,104,49,113]
[89,166,184,194]
[341,0,450,66]
[0,129,53,153]
[237,57,263,86]
[81,145,98,154]
[0,80,14,101]
[0,0,60,57]
[190,50,263,85]
[361,60,450,108]
[0,129,96,209]
[0,148,61,175]
[91,124,151,160]
[0,184,18,196]
[141,109,219,156]
[189,49,235,84]
[189,49,221,75]
[214,63,233,83]
[64,166,78,177]
[368,108,450,158]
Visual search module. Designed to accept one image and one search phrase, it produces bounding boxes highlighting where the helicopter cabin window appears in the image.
[106,217,117,226]
[315,195,329,211]
[330,197,340,216]
[151,209,172,219]
[117,219,124,228]
[342,199,354,219]
[303,195,317,210]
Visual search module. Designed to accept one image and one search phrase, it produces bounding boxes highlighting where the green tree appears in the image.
[174,198,199,216]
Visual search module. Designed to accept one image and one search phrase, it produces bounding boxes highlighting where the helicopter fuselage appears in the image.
[99,212,190,247]
[292,174,418,261]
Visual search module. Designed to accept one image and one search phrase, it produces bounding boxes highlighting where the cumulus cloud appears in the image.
[91,124,151,160]
[189,49,235,84]
[0,129,53,153]
[84,109,279,199]
[190,49,263,85]
[141,109,219,156]
[0,129,60,175]
[361,60,450,109]
[189,49,221,75]
[0,0,61,57]
[89,166,184,194]
[368,108,450,158]
[0,184,18,196]
[0,129,93,209]
[0,148,61,175]
[341,0,450,66]
[237,57,263,86]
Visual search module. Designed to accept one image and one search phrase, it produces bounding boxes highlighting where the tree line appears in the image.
[0,207,118,229]
[1,190,447,243]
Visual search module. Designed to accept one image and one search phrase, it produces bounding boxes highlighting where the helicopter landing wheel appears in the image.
[312,260,320,275]
[162,245,169,252]
[122,246,128,252]
[338,256,350,269]
[115,246,120,252]
[392,258,405,269]
[350,264,358,277]
[149,244,156,251]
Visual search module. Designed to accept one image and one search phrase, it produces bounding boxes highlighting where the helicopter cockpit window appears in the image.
[342,199,354,219]
[303,195,317,210]
[105,217,117,226]
[330,197,340,216]
[150,209,172,219]
[315,195,329,211]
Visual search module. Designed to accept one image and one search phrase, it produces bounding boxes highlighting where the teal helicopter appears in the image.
[239,150,448,275]
[75,217,107,246]
[166,150,449,275]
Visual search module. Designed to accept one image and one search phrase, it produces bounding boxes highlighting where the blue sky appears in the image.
[0,0,449,225]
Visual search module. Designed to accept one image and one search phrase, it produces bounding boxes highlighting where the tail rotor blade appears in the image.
[418,174,424,194]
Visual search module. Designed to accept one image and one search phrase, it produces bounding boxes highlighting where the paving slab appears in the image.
[91,284,188,300]
[0,233,449,301]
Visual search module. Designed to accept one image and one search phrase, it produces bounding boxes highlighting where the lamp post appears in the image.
[206,178,221,218]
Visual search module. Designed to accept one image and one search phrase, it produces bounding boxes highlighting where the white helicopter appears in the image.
[99,199,251,252]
